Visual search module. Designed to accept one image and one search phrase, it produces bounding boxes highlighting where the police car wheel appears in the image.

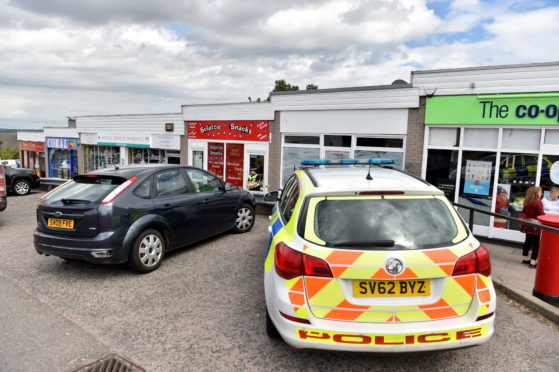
[128,229,165,273]
[233,204,255,233]
[266,308,281,339]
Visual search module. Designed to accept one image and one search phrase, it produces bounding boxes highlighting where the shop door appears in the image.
[225,143,244,187]
[247,153,265,192]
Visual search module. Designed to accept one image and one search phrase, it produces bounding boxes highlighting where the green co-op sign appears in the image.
[425,93,559,125]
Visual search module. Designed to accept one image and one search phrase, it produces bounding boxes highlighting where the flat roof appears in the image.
[413,61,559,75]
[270,82,412,96]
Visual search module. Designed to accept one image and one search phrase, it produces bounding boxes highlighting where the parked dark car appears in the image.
[34,165,256,272]
[3,165,41,195]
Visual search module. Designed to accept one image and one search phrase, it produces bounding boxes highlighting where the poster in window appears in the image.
[208,142,224,177]
[464,160,492,196]
[226,143,244,187]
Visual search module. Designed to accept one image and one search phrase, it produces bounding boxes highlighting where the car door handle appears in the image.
[202,198,210,204]
[163,203,173,209]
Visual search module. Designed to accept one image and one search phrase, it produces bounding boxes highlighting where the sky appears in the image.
[0,0,558,129]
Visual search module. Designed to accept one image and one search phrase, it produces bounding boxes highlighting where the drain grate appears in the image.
[73,354,145,372]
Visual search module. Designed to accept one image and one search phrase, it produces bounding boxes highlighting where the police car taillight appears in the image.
[100,176,138,204]
[452,244,491,277]
[274,242,333,279]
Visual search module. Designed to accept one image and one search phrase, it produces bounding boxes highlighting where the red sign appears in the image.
[208,142,224,177]
[188,121,269,141]
[226,143,244,187]
[20,141,45,152]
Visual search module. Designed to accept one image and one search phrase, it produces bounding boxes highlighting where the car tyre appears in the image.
[233,204,255,233]
[128,229,165,273]
[266,308,281,339]
[13,179,31,196]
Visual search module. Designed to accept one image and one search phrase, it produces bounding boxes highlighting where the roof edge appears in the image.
[412,61,559,75]
[270,83,413,96]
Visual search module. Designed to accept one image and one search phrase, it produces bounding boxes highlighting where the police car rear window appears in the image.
[310,197,464,250]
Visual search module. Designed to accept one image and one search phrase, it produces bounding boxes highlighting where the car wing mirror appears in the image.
[224,182,233,191]
[263,191,279,202]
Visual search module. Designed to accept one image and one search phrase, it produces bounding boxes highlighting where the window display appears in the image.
[84,145,120,171]
[129,148,167,165]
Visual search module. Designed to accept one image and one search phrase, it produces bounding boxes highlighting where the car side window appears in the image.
[186,169,222,193]
[278,175,299,223]
[155,169,189,197]
[134,178,152,199]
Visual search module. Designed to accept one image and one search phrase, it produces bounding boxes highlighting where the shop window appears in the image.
[428,128,460,147]
[463,128,498,149]
[282,147,320,185]
[155,169,189,197]
[493,152,539,231]
[284,136,320,145]
[324,135,351,147]
[354,150,404,169]
[544,129,559,144]
[85,145,120,171]
[425,149,458,199]
[356,137,403,148]
[48,149,77,179]
[540,155,559,190]
[193,150,204,169]
[457,151,496,227]
[325,150,350,160]
[502,129,540,151]
[130,148,167,164]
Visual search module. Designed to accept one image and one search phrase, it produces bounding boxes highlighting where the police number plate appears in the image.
[47,218,74,229]
[353,279,430,297]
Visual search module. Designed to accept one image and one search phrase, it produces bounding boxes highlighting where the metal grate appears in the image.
[73,354,145,372]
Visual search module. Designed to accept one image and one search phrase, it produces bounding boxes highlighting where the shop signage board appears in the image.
[97,133,150,148]
[20,141,45,152]
[226,143,244,187]
[208,142,225,177]
[188,121,270,141]
[150,134,180,150]
[45,137,78,150]
[425,93,559,125]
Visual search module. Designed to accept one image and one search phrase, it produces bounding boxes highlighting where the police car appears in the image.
[263,159,495,352]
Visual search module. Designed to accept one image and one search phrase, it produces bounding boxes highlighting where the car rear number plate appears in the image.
[353,279,430,297]
[47,218,74,229]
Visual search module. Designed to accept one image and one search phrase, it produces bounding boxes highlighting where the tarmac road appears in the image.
[0,192,558,371]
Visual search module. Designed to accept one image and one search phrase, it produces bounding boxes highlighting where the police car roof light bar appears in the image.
[300,158,395,167]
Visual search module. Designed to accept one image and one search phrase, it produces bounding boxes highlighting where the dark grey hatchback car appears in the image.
[34,165,256,272]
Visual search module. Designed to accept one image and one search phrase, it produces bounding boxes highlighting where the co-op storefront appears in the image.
[414,62,559,243]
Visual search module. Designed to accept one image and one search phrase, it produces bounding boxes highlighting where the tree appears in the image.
[0,145,19,159]
[306,84,318,90]
[273,80,299,92]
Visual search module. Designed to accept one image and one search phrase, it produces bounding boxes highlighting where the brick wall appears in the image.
[405,97,426,177]
[268,111,281,191]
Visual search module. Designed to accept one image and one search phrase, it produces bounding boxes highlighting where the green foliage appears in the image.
[273,79,299,92]
[306,84,318,90]
[0,145,19,159]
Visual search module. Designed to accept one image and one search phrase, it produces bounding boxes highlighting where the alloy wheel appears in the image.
[235,207,254,232]
[15,181,30,195]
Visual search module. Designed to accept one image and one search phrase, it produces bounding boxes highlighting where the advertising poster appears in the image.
[208,142,224,177]
[464,160,492,196]
[226,144,244,187]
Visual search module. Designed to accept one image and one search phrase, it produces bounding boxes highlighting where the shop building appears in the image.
[270,83,420,187]
[412,62,559,242]
[17,130,46,177]
[74,113,184,172]
[182,102,275,193]
[43,127,79,179]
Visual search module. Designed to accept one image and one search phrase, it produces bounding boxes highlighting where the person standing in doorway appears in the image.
[522,186,544,268]
[247,168,262,191]
[542,186,559,215]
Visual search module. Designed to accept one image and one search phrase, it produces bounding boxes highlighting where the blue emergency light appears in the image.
[300,158,395,166]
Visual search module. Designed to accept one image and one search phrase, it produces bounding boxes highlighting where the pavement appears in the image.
[481,238,559,324]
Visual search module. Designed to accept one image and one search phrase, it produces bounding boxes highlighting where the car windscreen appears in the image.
[308,196,465,250]
[43,176,126,204]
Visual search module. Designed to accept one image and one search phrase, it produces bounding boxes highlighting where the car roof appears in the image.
[87,164,183,178]
[299,166,443,195]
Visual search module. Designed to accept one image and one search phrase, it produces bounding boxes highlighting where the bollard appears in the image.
[534,215,559,307]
